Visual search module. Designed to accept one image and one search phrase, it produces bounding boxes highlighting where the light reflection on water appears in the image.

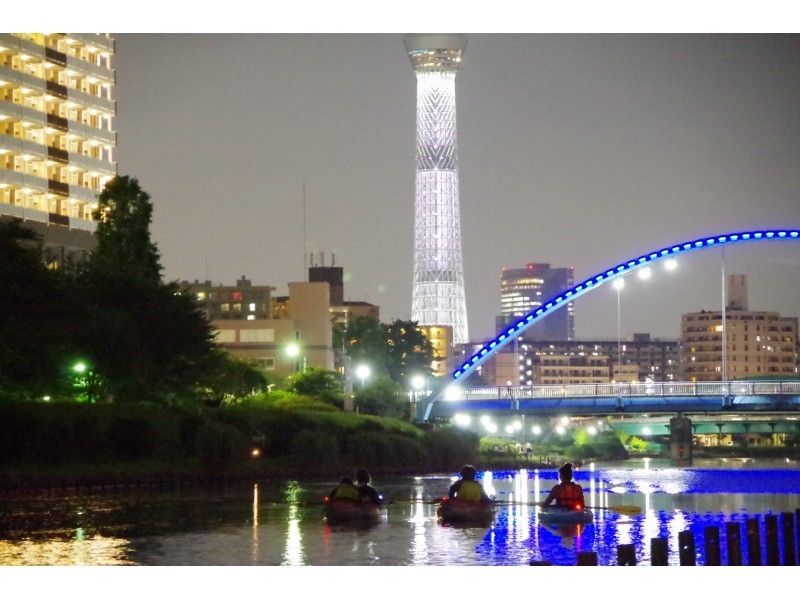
[1,460,798,565]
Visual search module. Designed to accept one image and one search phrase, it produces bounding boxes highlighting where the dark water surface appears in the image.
[1,458,798,565]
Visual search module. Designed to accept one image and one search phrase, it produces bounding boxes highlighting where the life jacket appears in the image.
[455,480,484,502]
[332,483,360,502]
[555,482,584,510]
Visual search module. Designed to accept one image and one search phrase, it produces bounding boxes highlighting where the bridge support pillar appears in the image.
[670,415,693,466]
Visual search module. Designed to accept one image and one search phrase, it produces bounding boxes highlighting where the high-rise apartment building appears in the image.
[498,263,575,341]
[0,34,116,266]
[681,275,798,381]
[405,34,469,345]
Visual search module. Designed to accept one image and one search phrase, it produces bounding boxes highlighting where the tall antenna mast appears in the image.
[302,180,308,281]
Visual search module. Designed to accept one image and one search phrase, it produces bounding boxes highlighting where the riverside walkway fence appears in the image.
[530,510,800,566]
[464,380,800,401]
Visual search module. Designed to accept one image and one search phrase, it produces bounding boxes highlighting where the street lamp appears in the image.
[612,278,625,373]
[355,363,371,388]
[286,342,306,372]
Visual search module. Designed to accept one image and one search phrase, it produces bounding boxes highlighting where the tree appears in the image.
[333,316,391,376]
[354,376,408,418]
[86,175,162,284]
[384,320,434,383]
[199,352,270,406]
[0,221,79,400]
[76,175,217,403]
[333,317,435,384]
[285,367,344,407]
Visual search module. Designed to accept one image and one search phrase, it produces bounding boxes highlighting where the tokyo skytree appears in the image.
[405,34,469,345]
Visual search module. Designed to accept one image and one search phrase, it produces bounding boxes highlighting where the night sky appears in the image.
[113,34,800,342]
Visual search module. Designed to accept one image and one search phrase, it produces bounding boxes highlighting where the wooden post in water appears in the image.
[704,526,721,566]
[617,544,636,566]
[783,512,797,566]
[765,514,780,566]
[577,552,598,566]
[746,518,762,565]
[650,537,669,566]
[726,521,742,566]
[678,530,696,566]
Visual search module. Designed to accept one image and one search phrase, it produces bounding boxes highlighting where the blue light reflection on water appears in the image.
[477,465,800,565]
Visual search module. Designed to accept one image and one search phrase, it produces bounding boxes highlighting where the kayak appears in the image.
[323,500,382,524]
[539,507,593,524]
[437,498,495,525]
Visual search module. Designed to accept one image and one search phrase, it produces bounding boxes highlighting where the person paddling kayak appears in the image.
[448,465,492,503]
[542,462,585,511]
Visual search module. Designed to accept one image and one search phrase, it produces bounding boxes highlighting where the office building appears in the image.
[179,277,274,321]
[498,263,575,341]
[0,33,116,267]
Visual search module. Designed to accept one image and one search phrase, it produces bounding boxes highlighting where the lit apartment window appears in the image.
[249,303,256,312]
[221,303,230,312]
[247,315,255,321]
[233,303,242,313]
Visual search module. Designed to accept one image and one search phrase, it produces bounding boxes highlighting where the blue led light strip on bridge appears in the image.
[452,229,800,381]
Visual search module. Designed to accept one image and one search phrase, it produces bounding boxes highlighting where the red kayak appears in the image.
[437,497,495,525]
[322,499,382,524]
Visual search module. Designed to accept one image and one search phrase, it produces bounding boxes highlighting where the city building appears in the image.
[187,278,333,377]
[498,263,575,341]
[418,324,453,377]
[307,262,380,326]
[405,34,469,345]
[480,333,680,386]
[0,33,116,267]
[681,275,798,381]
[179,276,274,321]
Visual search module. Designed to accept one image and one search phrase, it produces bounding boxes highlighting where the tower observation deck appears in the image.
[405,34,469,345]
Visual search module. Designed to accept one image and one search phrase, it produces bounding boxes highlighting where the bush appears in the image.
[423,427,479,471]
[354,376,407,418]
[285,368,344,408]
[107,416,156,461]
[289,430,340,467]
[195,421,248,469]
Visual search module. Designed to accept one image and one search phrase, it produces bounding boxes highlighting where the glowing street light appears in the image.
[560,416,570,426]
[637,266,652,281]
[531,425,542,436]
[355,364,371,387]
[410,375,425,391]
[642,426,652,436]
[587,426,598,436]
[664,258,678,271]
[72,361,88,374]
[454,413,471,427]
[444,384,462,401]
[555,425,566,436]
[285,342,306,372]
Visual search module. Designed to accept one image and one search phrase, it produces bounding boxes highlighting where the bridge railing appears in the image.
[459,380,800,401]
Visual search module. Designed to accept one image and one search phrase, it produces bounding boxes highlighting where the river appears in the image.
[1,458,798,565]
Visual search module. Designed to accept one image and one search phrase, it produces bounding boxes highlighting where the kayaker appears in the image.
[542,462,585,511]
[354,468,383,506]
[328,477,360,502]
[448,465,491,503]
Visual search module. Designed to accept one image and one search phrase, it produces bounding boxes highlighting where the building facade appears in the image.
[481,333,680,386]
[0,33,116,267]
[498,263,575,341]
[419,324,454,377]
[186,278,334,377]
[180,276,274,321]
[681,275,798,381]
[406,34,469,345]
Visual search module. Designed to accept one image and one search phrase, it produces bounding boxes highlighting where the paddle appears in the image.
[508,501,642,516]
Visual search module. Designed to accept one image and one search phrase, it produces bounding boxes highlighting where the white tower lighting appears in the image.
[405,34,469,344]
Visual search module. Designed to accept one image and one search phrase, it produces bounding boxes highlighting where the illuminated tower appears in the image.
[405,33,469,345]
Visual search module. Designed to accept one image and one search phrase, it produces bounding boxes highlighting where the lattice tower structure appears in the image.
[405,33,469,345]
